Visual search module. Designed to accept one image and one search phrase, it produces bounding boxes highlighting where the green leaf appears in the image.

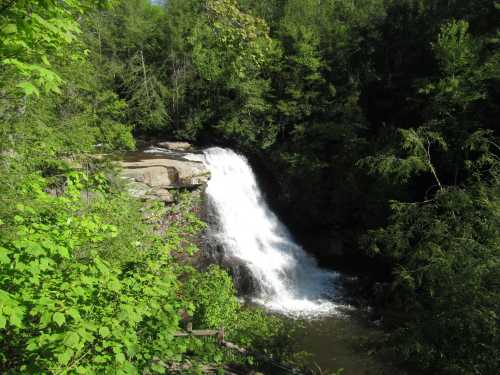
[58,246,70,258]
[2,24,17,34]
[0,247,10,264]
[0,314,6,329]
[51,85,62,95]
[14,215,24,224]
[64,332,80,348]
[26,341,38,351]
[99,326,110,338]
[67,308,81,321]
[57,349,74,365]
[107,278,121,292]
[151,363,166,373]
[53,312,66,327]
[94,258,110,276]
[41,55,51,66]
[10,308,24,328]
[17,82,40,97]
[40,311,52,327]
[115,351,126,364]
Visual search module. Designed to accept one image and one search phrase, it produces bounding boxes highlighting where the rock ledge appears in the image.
[120,143,209,203]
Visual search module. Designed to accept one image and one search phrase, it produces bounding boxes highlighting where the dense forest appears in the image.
[1,0,499,374]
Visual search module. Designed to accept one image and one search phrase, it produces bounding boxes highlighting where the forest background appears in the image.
[1,0,499,374]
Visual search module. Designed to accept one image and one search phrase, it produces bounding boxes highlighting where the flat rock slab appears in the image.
[122,166,178,187]
[120,158,209,187]
[119,146,210,203]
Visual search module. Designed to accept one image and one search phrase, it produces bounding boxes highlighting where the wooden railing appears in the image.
[173,323,304,374]
[174,322,225,341]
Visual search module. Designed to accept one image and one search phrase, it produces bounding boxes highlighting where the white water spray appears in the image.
[204,147,340,317]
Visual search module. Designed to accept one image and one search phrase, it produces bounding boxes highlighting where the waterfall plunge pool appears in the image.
[203,147,407,375]
[138,144,406,375]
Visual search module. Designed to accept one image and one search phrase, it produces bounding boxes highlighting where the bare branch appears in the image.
[426,140,443,191]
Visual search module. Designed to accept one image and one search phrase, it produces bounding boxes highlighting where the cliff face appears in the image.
[118,142,211,270]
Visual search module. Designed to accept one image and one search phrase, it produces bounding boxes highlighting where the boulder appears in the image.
[127,181,153,199]
[156,141,192,152]
[149,188,174,203]
[126,182,175,203]
[122,166,177,187]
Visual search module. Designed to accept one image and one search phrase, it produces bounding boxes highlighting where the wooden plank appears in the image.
[174,329,220,337]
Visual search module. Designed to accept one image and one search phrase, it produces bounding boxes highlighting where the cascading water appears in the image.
[204,147,340,317]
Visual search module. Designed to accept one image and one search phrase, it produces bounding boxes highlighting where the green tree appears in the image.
[0,0,111,96]
[83,0,172,131]
[361,18,500,374]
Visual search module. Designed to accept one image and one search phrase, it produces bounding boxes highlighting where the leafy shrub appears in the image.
[182,265,294,365]
[0,169,290,374]
[0,173,184,374]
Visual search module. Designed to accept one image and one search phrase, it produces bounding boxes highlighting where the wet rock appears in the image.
[327,236,344,257]
[202,238,224,262]
[372,318,383,327]
[230,260,261,296]
[201,237,261,296]
[314,233,344,257]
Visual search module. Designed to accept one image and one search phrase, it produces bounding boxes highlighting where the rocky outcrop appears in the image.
[120,142,209,203]
[156,141,192,152]
[121,158,209,187]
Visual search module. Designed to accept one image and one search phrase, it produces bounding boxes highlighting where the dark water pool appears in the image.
[291,312,408,375]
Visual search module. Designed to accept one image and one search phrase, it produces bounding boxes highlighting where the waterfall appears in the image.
[204,147,339,317]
